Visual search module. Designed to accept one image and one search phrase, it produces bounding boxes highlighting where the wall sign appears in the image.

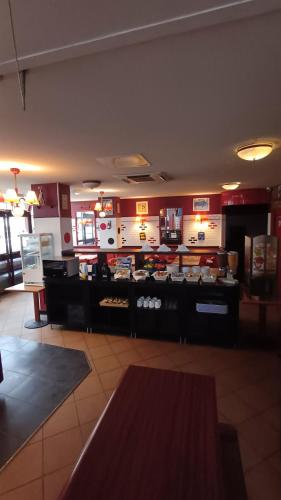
[61,193,69,210]
[193,197,209,211]
[198,232,205,241]
[136,200,148,215]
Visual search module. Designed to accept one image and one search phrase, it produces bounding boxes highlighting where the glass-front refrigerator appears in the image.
[245,235,279,297]
[20,233,54,284]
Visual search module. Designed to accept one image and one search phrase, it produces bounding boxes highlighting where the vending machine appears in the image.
[244,235,278,297]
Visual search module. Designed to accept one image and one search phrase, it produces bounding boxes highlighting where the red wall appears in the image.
[120,194,222,217]
[31,183,71,218]
[71,190,270,218]
[71,200,96,217]
[221,188,270,207]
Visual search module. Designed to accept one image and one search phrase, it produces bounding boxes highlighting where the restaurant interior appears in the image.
[0,2,281,500]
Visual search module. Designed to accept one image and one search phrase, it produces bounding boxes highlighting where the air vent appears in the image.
[113,172,170,184]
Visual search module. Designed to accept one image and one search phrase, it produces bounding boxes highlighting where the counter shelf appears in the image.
[45,276,239,346]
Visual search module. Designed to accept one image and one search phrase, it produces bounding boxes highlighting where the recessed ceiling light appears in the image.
[236,144,273,161]
[74,192,80,195]
[222,182,241,191]
[96,153,150,168]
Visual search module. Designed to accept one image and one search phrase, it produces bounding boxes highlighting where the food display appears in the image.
[170,272,185,282]
[184,272,200,283]
[114,269,130,280]
[133,269,149,281]
[99,297,129,308]
[201,274,217,284]
[152,271,169,281]
[143,254,179,273]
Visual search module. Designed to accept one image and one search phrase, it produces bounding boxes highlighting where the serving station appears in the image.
[45,248,240,346]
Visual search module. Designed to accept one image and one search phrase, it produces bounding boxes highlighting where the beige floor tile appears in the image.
[237,383,280,413]
[135,342,163,360]
[110,338,135,354]
[41,336,65,347]
[267,453,281,477]
[106,335,127,344]
[166,348,195,367]
[74,373,104,400]
[0,479,43,500]
[245,460,281,500]
[218,393,256,425]
[63,338,88,351]
[261,404,281,431]
[63,393,75,405]
[43,401,79,438]
[28,428,43,445]
[238,414,280,461]
[143,354,175,370]
[84,334,108,348]
[93,354,121,374]
[0,442,42,494]
[179,360,214,375]
[75,392,107,425]
[117,349,142,367]
[238,436,262,472]
[88,343,113,360]
[43,464,73,500]
[99,367,124,391]
[43,427,83,475]
[80,419,98,445]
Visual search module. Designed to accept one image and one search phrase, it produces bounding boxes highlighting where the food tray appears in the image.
[114,269,130,280]
[99,298,129,308]
[152,271,169,281]
[170,272,185,282]
[201,276,217,284]
[184,273,200,283]
[133,270,149,281]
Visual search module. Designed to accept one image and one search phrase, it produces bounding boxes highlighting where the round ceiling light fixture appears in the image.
[82,180,101,190]
[236,143,273,161]
[222,182,241,191]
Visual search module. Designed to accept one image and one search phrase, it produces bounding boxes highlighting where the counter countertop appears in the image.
[74,246,222,255]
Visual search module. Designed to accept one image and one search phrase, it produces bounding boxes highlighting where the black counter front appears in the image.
[45,277,240,346]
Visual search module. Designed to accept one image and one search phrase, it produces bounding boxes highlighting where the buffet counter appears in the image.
[45,276,239,346]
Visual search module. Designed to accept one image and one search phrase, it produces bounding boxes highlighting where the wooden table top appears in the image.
[5,283,45,293]
[60,366,224,500]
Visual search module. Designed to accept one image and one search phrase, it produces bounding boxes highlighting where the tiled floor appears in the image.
[0,291,280,500]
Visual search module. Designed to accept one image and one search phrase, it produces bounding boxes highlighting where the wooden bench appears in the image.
[59,366,247,500]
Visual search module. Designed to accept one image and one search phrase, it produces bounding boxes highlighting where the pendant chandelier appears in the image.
[94,191,106,218]
[2,168,39,217]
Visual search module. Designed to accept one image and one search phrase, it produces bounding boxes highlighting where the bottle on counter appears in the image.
[101,262,111,280]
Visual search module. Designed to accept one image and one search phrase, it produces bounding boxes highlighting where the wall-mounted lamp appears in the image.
[195,214,208,227]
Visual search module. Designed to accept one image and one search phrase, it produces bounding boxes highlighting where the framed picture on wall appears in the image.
[103,198,114,216]
[136,201,148,215]
[193,197,210,211]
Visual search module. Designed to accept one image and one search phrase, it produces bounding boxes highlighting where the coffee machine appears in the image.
[159,208,183,245]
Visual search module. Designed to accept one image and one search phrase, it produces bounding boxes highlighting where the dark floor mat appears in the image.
[0,336,91,470]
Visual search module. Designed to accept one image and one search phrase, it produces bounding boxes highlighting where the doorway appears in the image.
[223,204,269,281]
[0,210,31,290]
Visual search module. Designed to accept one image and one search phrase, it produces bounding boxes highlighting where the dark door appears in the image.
[0,210,31,289]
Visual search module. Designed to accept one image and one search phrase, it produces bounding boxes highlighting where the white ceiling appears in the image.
[0,0,281,200]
